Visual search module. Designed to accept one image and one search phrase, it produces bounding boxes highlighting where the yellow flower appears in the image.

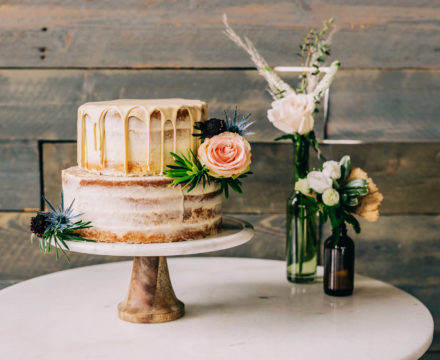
[347,168,383,222]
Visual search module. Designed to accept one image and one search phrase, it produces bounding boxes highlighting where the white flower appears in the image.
[307,171,332,193]
[294,178,310,195]
[322,160,341,180]
[322,188,340,206]
[267,93,315,135]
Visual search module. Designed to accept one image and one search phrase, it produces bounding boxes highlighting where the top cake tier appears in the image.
[77,99,207,176]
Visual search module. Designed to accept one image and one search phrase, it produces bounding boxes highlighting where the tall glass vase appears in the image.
[286,135,318,283]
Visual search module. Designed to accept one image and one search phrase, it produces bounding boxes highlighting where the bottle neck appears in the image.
[294,135,310,182]
[329,222,350,246]
[339,222,347,237]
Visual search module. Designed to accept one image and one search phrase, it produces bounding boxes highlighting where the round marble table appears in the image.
[0,258,433,360]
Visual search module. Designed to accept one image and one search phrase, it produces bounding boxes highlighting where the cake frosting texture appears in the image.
[77,99,207,176]
[65,98,222,243]
[63,166,222,243]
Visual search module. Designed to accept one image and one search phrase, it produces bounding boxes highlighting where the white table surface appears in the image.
[0,257,433,360]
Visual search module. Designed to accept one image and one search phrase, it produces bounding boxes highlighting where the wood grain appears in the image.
[0,141,40,211]
[1,69,439,142]
[328,69,440,141]
[0,1,438,68]
[42,142,440,215]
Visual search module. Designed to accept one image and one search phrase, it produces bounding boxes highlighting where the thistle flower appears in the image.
[43,192,82,231]
[194,118,226,140]
[224,106,254,136]
[30,213,50,237]
[29,192,93,261]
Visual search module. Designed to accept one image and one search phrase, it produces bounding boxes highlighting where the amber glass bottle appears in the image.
[324,223,355,296]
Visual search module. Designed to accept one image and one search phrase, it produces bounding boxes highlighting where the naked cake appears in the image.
[62,99,222,243]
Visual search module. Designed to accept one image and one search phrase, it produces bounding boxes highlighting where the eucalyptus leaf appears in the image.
[343,187,369,197]
[344,179,368,189]
[339,155,351,181]
[343,196,359,207]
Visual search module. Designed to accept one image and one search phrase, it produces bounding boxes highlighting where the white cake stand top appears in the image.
[60,216,253,257]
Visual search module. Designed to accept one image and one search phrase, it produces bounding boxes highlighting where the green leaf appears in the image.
[344,179,368,189]
[307,131,326,161]
[343,187,369,197]
[339,155,351,181]
[228,179,243,194]
[319,210,328,224]
[164,150,210,193]
[275,134,295,142]
[301,195,318,207]
[343,212,361,234]
[342,195,359,207]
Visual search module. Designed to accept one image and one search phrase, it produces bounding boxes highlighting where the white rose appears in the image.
[322,188,340,206]
[294,178,310,195]
[267,93,315,135]
[322,160,341,180]
[307,171,332,193]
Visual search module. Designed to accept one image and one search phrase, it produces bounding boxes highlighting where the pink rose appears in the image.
[267,93,315,134]
[198,132,251,178]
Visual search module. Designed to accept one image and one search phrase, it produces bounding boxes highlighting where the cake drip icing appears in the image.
[77,99,208,176]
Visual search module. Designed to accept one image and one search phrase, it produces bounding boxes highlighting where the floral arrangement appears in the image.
[295,155,384,242]
[164,107,253,198]
[30,193,93,261]
[223,15,339,151]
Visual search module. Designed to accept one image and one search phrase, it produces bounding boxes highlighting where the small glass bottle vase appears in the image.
[286,136,318,283]
[323,224,355,296]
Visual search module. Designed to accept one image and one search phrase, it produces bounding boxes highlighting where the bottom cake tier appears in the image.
[62,167,222,243]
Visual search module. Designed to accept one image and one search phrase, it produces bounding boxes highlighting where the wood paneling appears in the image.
[1,211,438,349]
[0,1,439,68]
[1,69,439,142]
[328,70,440,141]
[43,141,440,215]
[0,141,40,211]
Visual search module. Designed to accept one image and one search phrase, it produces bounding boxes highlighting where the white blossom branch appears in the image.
[223,14,294,100]
[312,61,341,99]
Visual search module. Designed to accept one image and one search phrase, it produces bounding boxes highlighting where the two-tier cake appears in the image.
[62,99,222,243]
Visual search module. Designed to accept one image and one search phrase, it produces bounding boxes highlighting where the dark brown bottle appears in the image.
[324,223,355,296]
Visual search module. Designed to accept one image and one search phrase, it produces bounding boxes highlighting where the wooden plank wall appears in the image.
[0,1,439,355]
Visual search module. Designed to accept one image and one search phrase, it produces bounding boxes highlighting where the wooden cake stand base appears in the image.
[52,216,253,324]
[118,256,184,323]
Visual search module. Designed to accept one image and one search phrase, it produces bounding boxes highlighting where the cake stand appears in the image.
[57,216,253,324]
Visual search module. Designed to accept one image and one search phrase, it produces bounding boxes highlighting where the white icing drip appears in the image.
[78,99,206,176]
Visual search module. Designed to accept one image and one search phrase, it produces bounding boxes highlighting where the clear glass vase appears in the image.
[286,135,318,283]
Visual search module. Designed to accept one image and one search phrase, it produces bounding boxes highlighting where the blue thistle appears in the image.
[41,192,82,231]
[30,192,93,262]
[224,106,254,136]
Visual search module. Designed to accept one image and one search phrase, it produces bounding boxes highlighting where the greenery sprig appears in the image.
[164,150,210,192]
[298,17,335,94]
[164,150,252,199]
[296,155,371,244]
[30,193,94,262]
[217,171,252,199]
